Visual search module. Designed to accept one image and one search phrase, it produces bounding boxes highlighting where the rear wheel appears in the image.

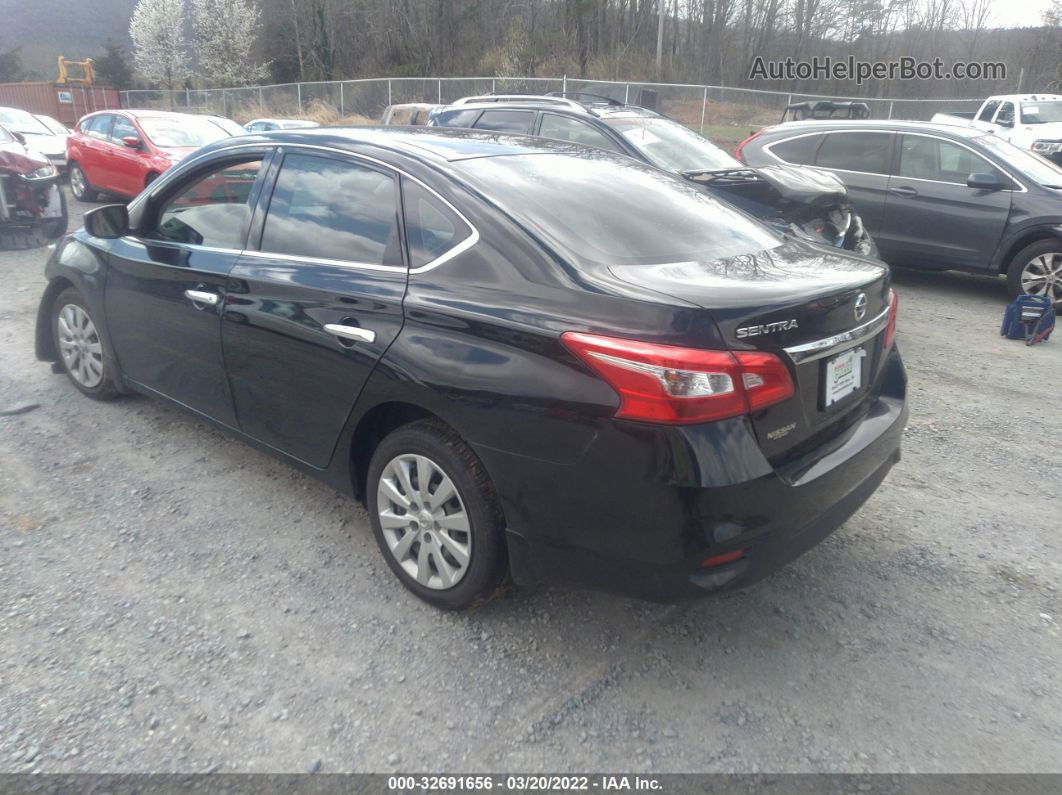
[69,163,99,202]
[1008,240,1062,306]
[52,288,120,400]
[367,419,507,610]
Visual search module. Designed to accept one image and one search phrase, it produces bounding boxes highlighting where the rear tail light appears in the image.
[883,288,898,350]
[733,128,765,161]
[560,332,795,424]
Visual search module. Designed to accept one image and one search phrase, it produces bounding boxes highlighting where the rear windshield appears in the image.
[454,152,780,266]
[602,117,740,173]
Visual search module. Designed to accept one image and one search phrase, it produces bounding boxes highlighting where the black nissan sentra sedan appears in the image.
[35,128,907,609]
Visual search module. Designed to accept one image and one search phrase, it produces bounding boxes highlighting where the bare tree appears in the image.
[129,0,189,90]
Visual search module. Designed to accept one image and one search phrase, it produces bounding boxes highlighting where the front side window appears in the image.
[261,154,401,266]
[538,114,622,152]
[815,132,892,174]
[150,158,263,248]
[401,179,473,268]
[899,136,1000,184]
[995,103,1015,125]
[474,110,533,133]
[110,116,138,145]
[85,115,113,141]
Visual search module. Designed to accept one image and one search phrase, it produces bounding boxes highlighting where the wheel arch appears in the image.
[349,401,446,503]
[995,226,1062,274]
[35,276,77,362]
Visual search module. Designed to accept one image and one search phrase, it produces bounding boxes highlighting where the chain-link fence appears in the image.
[122,77,985,144]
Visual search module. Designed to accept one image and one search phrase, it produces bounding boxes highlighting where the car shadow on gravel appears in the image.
[889,265,1009,305]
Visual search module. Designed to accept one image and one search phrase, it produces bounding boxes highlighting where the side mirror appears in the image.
[122,135,142,149]
[12,130,25,145]
[998,118,1014,128]
[967,173,1002,191]
[84,204,129,239]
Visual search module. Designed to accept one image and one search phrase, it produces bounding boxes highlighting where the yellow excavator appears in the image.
[57,56,95,85]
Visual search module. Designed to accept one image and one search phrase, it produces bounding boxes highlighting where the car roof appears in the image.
[990,94,1062,102]
[210,125,587,163]
[763,119,991,139]
[439,96,661,121]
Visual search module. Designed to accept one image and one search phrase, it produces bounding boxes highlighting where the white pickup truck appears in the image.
[931,94,1062,162]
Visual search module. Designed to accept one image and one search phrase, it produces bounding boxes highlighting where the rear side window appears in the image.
[768,134,821,165]
[261,153,402,266]
[402,179,473,268]
[433,109,480,128]
[474,110,533,133]
[150,158,263,248]
[977,101,1000,122]
[538,114,622,152]
[815,132,892,174]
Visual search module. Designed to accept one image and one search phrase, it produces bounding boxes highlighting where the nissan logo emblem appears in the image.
[854,293,868,321]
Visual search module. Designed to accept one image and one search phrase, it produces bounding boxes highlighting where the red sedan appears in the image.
[67,110,235,202]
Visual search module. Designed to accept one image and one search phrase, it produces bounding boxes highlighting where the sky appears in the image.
[993,0,1055,27]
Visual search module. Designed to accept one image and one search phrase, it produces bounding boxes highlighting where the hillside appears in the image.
[0,0,136,77]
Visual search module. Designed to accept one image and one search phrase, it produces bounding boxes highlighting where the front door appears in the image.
[222,150,416,467]
[106,115,148,197]
[881,134,1012,269]
[103,153,270,426]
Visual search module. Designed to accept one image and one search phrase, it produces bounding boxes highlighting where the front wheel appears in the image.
[366,419,507,610]
[52,288,121,400]
[1007,240,1062,306]
[69,163,99,202]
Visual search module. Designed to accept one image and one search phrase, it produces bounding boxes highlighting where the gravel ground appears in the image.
[0,190,1059,775]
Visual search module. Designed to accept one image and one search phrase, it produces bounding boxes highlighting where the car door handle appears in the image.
[324,324,376,344]
[889,185,918,197]
[184,289,219,306]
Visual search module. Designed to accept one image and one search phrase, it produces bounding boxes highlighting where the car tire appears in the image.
[366,419,508,610]
[52,287,121,400]
[68,163,99,202]
[1007,239,1062,306]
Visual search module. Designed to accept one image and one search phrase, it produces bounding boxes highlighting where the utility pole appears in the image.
[655,0,665,80]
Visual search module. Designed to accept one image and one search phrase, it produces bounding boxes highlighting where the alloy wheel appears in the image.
[376,453,472,590]
[1021,253,1062,303]
[57,304,104,388]
[70,167,86,199]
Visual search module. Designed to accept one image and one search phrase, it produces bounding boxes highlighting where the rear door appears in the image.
[78,114,115,191]
[104,152,270,426]
[882,133,1012,269]
[221,149,415,467]
[811,131,895,239]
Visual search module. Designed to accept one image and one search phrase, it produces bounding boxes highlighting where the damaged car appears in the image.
[428,93,876,256]
[0,123,67,250]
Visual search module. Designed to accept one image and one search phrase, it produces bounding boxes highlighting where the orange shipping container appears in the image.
[0,81,122,127]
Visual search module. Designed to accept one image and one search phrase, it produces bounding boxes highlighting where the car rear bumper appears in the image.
[477,346,907,602]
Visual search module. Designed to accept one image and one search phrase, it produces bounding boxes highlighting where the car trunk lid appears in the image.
[605,238,891,461]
